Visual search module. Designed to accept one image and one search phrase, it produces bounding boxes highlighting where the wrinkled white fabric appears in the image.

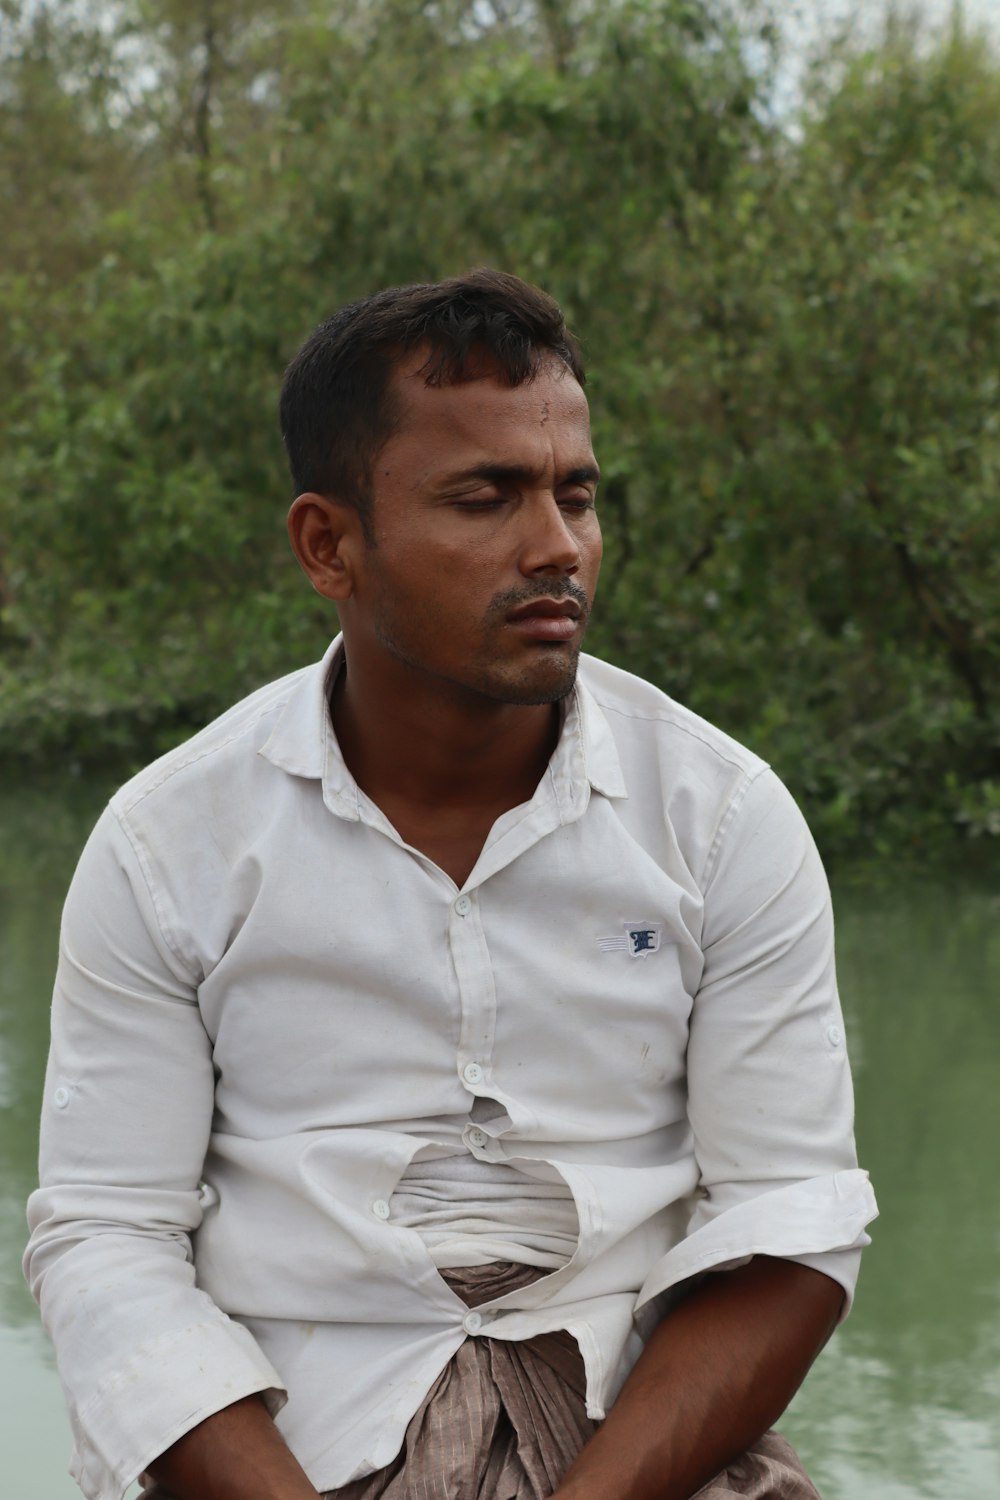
[390,1142,579,1270]
[25,639,877,1500]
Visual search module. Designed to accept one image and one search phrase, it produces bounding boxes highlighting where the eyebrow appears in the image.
[442,461,601,488]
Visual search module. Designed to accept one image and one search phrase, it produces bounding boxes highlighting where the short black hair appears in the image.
[279,268,584,540]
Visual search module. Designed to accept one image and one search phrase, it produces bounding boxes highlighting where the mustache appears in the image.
[488,578,591,618]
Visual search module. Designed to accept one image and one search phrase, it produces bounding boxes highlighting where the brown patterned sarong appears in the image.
[324,1263,821,1500]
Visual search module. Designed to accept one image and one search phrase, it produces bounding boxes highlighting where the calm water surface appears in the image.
[2,779,998,1499]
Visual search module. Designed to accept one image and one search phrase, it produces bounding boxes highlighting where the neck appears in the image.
[330,640,563,814]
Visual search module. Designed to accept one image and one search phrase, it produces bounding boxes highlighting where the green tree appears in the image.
[0,1,996,860]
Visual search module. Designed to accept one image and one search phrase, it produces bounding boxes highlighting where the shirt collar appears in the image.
[573,667,628,802]
[258,635,627,819]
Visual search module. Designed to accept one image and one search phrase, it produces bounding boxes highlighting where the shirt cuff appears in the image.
[634,1169,877,1316]
[68,1316,287,1500]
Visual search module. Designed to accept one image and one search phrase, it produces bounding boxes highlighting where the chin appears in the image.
[481,651,581,706]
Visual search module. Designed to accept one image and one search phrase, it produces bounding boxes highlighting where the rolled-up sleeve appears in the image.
[23,807,285,1500]
[637,769,877,1314]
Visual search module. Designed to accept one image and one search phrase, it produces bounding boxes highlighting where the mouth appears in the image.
[504,597,584,642]
[506,598,582,623]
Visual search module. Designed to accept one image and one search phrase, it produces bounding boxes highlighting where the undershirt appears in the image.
[390,1097,579,1269]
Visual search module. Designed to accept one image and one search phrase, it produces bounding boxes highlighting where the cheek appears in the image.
[371,548,494,629]
[413,535,510,595]
[580,519,603,580]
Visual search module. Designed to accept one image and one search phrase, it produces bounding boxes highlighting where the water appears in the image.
[2,779,998,1499]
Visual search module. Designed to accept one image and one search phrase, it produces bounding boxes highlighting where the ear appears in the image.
[287,493,364,603]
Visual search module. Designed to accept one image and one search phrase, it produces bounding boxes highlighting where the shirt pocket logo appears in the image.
[597,921,663,958]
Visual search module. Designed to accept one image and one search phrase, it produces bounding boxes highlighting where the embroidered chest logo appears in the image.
[597,921,664,958]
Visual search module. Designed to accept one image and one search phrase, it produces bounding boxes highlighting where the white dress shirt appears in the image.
[25,639,877,1500]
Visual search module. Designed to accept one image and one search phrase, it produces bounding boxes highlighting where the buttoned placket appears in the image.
[450,887,498,1108]
[308,653,618,1292]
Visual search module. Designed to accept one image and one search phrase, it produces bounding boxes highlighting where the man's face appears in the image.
[344,350,602,706]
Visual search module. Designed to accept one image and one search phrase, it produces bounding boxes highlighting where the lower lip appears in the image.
[506,615,580,641]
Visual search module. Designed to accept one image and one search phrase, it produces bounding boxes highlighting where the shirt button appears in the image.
[372,1198,391,1220]
[463,1311,483,1334]
[454,895,472,917]
[826,1024,843,1048]
[468,1127,488,1149]
[53,1086,71,1109]
[462,1061,484,1086]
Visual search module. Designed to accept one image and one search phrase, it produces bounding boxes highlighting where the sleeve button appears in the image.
[53,1086,70,1110]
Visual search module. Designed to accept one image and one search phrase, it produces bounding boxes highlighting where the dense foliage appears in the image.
[1,0,998,860]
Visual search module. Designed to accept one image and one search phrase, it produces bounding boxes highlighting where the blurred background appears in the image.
[1,2,998,1496]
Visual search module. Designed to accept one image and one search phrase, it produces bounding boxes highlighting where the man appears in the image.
[26,269,876,1500]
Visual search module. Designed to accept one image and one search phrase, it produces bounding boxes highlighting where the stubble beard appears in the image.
[372,578,591,707]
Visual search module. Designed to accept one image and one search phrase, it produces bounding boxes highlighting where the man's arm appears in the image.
[25,809,287,1498]
[582,767,874,1498]
[144,1396,320,1500]
[553,1256,841,1500]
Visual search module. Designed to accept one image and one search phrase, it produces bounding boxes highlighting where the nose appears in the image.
[518,495,581,578]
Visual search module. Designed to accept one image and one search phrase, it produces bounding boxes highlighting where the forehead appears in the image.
[382,351,593,479]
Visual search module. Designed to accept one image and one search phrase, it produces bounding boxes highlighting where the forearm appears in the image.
[552,1256,843,1500]
[145,1394,321,1500]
